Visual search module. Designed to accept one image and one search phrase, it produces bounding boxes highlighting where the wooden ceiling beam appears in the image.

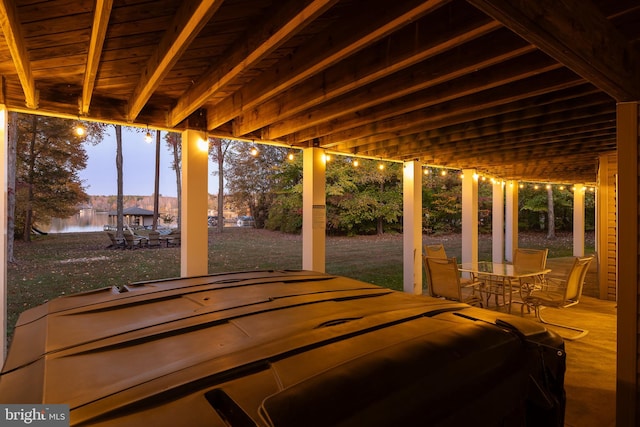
[80,0,113,115]
[127,0,223,122]
[285,67,581,146]
[421,134,614,162]
[168,0,338,128]
[387,125,616,160]
[0,0,37,108]
[336,95,612,152]
[267,51,561,140]
[321,85,602,149]
[235,27,530,136]
[351,110,615,157]
[207,0,454,130]
[467,0,640,100]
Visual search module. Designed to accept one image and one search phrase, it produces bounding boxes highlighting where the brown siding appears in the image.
[598,152,617,300]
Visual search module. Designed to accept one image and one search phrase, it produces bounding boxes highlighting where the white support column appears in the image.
[573,184,585,257]
[492,180,505,263]
[461,169,478,266]
[180,129,209,277]
[403,161,422,294]
[505,180,518,262]
[0,105,7,366]
[302,147,326,272]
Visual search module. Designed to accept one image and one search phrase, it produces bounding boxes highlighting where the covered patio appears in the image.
[1,0,638,423]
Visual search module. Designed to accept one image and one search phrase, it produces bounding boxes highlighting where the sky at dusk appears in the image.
[78,128,218,197]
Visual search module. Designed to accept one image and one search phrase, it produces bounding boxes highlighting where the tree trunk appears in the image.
[23,115,38,242]
[115,125,124,239]
[547,186,555,239]
[377,181,384,235]
[152,130,161,231]
[7,112,17,262]
[173,139,182,229]
[217,141,224,233]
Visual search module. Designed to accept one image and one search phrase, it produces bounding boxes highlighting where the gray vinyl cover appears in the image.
[0,270,566,426]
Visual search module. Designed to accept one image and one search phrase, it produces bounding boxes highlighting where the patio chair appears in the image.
[105,231,125,249]
[521,256,593,340]
[425,257,483,307]
[423,243,447,258]
[124,232,144,249]
[166,229,181,247]
[514,248,549,292]
[147,231,161,248]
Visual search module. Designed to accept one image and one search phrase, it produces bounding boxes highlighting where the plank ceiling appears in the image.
[1,0,639,183]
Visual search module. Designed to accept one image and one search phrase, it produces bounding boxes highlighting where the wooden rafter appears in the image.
[0,0,37,108]
[208,0,456,130]
[81,0,113,115]
[234,22,514,136]
[275,57,567,142]
[127,0,223,122]
[466,0,640,101]
[168,0,339,128]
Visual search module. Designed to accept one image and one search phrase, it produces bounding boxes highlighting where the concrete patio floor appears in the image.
[516,257,616,427]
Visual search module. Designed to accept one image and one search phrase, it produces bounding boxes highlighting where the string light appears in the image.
[74,122,85,136]
[145,126,152,143]
[352,159,359,167]
[250,147,259,156]
[197,138,209,152]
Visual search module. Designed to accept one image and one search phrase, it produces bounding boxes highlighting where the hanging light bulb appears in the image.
[378,163,385,170]
[74,123,85,136]
[352,159,359,167]
[250,147,259,156]
[144,126,152,143]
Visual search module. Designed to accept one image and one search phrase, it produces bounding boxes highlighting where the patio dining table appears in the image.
[458,262,551,313]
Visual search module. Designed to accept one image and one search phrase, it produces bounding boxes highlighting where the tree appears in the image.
[209,137,233,232]
[422,170,463,234]
[14,114,96,241]
[152,130,161,231]
[7,112,18,262]
[225,143,288,228]
[547,186,555,239]
[165,132,182,228]
[114,125,124,239]
[325,158,403,235]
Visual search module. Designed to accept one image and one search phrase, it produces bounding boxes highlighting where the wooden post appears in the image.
[180,129,209,277]
[492,180,505,263]
[302,147,326,272]
[403,161,422,294]
[573,184,585,257]
[505,181,518,262]
[0,105,7,365]
[616,101,638,427]
[461,169,478,267]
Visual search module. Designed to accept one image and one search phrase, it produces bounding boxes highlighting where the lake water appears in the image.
[47,209,110,233]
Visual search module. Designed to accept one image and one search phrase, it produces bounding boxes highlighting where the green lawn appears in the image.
[6,228,594,342]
